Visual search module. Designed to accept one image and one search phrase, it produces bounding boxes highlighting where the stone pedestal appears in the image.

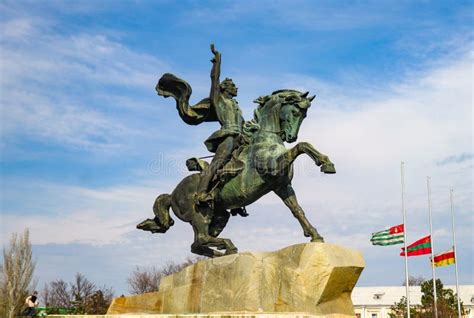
[107,243,364,317]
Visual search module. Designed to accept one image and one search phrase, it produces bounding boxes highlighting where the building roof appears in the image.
[352,285,474,307]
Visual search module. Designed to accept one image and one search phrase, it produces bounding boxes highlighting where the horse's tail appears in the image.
[137,194,175,233]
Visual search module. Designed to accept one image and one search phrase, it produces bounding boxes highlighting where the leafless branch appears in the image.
[0,229,36,318]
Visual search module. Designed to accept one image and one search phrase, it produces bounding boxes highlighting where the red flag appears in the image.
[432,248,455,267]
[400,235,432,256]
[389,224,404,234]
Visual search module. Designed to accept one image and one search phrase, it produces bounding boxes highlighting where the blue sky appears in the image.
[1,1,472,296]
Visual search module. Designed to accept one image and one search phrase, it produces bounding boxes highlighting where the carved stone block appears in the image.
[107,243,364,317]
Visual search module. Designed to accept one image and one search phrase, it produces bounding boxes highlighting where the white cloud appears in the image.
[301,52,471,184]
[0,179,166,245]
[1,90,128,150]
[1,18,37,40]
[182,1,406,31]
[0,16,168,151]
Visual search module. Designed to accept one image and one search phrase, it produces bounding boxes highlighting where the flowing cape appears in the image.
[156,73,217,125]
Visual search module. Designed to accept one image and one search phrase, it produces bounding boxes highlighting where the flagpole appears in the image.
[427,177,438,318]
[450,189,461,318]
[401,162,411,318]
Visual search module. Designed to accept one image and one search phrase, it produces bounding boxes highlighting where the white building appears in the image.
[352,285,474,318]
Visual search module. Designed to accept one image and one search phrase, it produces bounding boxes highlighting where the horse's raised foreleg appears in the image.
[275,184,324,242]
[277,142,335,174]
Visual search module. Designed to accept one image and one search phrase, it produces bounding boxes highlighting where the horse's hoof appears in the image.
[212,250,225,258]
[225,248,238,255]
[137,218,168,233]
[137,219,152,230]
[321,162,336,174]
[311,237,324,243]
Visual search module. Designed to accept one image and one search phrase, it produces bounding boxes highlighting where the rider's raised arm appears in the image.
[210,44,221,107]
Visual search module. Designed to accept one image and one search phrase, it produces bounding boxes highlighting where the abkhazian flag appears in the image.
[400,235,432,256]
[371,224,404,246]
[432,248,455,267]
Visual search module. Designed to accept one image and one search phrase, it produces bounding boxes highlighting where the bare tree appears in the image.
[70,273,96,312]
[127,265,161,294]
[0,264,5,317]
[0,229,36,318]
[41,274,114,314]
[127,257,204,294]
[47,279,72,308]
[402,275,425,286]
[41,283,50,307]
[85,286,115,314]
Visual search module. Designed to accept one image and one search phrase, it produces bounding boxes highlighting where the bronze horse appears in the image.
[138,89,335,257]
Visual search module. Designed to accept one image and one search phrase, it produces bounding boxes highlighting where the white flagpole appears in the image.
[450,189,462,318]
[427,177,438,318]
[401,162,411,318]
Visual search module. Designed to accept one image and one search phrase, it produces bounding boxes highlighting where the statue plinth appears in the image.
[107,243,364,317]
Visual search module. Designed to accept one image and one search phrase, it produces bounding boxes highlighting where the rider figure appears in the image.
[195,45,245,205]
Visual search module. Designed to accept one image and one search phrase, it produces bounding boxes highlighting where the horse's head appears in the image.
[253,90,315,143]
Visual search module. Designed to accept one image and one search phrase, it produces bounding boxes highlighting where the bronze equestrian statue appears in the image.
[137,45,336,257]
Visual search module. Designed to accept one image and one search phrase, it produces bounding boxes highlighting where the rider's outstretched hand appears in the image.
[210,43,221,63]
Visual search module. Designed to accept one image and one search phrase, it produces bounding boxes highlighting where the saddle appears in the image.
[186,145,248,217]
[186,144,246,182]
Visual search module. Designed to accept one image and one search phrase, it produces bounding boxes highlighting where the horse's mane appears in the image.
[252,89,312,123]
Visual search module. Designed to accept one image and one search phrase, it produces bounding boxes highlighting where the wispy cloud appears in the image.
[183,1,405,30]
[0,178,169,245]
[0,15,167,151]
[1,90,127,150]
[436,153,473,166]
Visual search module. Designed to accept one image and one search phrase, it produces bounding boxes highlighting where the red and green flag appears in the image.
[400,235,432,256]
[371,224,404,246]
[432,248,455,267]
